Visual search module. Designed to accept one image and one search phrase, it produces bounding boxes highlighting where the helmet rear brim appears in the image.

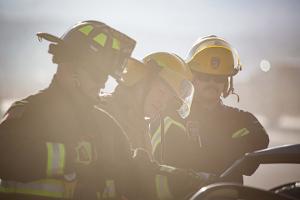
[37,32,63,44]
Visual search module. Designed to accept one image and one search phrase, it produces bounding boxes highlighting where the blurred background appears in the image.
[1,0,300,190]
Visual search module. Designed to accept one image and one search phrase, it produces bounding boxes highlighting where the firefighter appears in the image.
[142,54,197,169]
[101,52,194,157]
[0,20,136,200]
[100,57,153,152]
[184,35,270,183]
[141,53,194,165]
[0,21,208,200]
[151,36,269,183]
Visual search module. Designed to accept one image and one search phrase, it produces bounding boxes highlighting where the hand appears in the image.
[187,170,219,188]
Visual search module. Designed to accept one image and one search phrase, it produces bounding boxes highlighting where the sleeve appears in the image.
[233,111,270,176]
[240,111,269,152]
[0,102,73,182]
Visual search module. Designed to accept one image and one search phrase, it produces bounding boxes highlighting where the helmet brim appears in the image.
[37,32,63,44]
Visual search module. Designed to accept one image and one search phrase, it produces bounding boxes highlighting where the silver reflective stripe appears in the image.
[160,165,176,173]
[47,143,65,177]
[0,179,69,198]
[155,175,173,200]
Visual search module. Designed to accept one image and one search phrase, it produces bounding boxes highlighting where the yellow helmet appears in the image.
[121,52,194,118]
[186,35,242,76]
[121,57,148,87]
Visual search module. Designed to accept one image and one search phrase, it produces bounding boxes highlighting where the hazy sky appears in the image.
[1,0,300,102]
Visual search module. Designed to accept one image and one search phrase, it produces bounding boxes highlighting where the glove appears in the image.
[193,171,219,185]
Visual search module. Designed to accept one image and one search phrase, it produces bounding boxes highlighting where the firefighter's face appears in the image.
[75,67,109,101]
[193,73,227,102]
[143,78,174,120]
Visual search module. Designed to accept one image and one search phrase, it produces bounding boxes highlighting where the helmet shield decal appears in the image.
[186,36,241,76]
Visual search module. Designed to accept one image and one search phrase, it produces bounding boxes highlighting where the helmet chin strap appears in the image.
[223,76,240,102]
[158,110,165,164]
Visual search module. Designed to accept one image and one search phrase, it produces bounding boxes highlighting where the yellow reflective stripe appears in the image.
[155,175,173,199]
[231,128,250,138]
[78,25,94,36]
[112,38,121,50]
[0,179,71,198]
[46,143,53,177]
[151,117,173,145]
[151,117,186,154]
[102,180,116,199]
[151,117,172,154]
[46,143,65,177]
[106,180,116,198]
[170,119,186,130]
[93,33,107,47]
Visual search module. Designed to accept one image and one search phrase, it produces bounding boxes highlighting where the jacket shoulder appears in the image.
[1,91,47,124]
[223,104,269,145]
[222,104,256,119]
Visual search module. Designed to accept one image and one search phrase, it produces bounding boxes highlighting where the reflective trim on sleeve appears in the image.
[102,179,116,199]
[155,175,173,200]
[151,117,186,154]
[0,179,73,198]
[231,128,250,138]
[46,143,66,177]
